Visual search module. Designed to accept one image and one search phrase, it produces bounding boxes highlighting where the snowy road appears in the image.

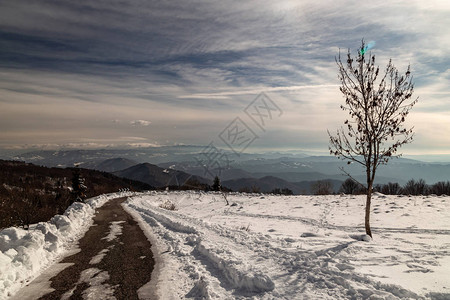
[10,197,155,300]
[125,191,450,299]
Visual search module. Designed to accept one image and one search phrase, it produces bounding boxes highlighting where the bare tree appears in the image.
[339,178,364,195]
[311,180,333,195]
[328,40,417,237]
[402,179,428,195]
[381,182,401,195]
[430,181,450,196]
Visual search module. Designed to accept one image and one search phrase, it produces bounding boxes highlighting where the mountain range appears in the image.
[4,146,450,194]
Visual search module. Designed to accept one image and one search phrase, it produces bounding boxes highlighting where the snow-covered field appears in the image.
[124,191,450,300]
[0,191,135,300]
[2,191,449,299]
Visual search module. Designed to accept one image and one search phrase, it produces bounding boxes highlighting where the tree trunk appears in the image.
[365,183,373,238]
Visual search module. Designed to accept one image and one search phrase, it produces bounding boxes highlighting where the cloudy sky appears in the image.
[1,0,449,157]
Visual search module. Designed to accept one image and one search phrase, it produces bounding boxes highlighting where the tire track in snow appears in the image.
[226,211,450,235]
[127,203,276,297]
[126,197,424,299]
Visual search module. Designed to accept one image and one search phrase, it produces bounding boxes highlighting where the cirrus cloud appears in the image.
[0,0,448,156]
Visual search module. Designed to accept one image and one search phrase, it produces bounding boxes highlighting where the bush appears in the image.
[381,182,401,195]
[159,199,176,211]
[429,181,450,196]
[402,179,428,195]
[339,178,365,195]
[271,188,293,195]
[311,180,333,195]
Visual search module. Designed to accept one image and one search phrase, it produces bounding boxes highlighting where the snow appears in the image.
[124,191,450,299]
[77,268,116,300]
[0,191,135,300]
[102,221,125,242]
[60,268,117,300]
[89,247,112,265]
[4,190,449,299]
[89,220,125,265]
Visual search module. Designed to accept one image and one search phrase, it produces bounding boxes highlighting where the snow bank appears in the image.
[0,191,134,299]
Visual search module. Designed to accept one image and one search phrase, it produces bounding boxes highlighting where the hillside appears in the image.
[0,160,153,229]
[93,157,138,172]
[113,162,211,188]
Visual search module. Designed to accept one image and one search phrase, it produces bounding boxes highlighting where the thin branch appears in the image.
[339,167,366,190]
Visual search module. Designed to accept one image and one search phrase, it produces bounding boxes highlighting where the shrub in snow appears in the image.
[339,178,364,195]
[238,224,251,232]
[159,199,177,211]
[311,180,333,195]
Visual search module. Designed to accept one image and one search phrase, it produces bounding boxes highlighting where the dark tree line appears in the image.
[270,188,294,195]
[374,179,450,196]
[339,177,450,196]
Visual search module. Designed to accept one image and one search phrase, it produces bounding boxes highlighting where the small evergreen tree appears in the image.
[212,176,221,191]
[71,168,87,202]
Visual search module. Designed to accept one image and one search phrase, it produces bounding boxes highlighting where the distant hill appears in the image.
[251,171,339,182]
[7,146,309,167]
[94,158,138,172]
[113,163,211,188]
[7,147,450,185]
[157,163,255,181]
